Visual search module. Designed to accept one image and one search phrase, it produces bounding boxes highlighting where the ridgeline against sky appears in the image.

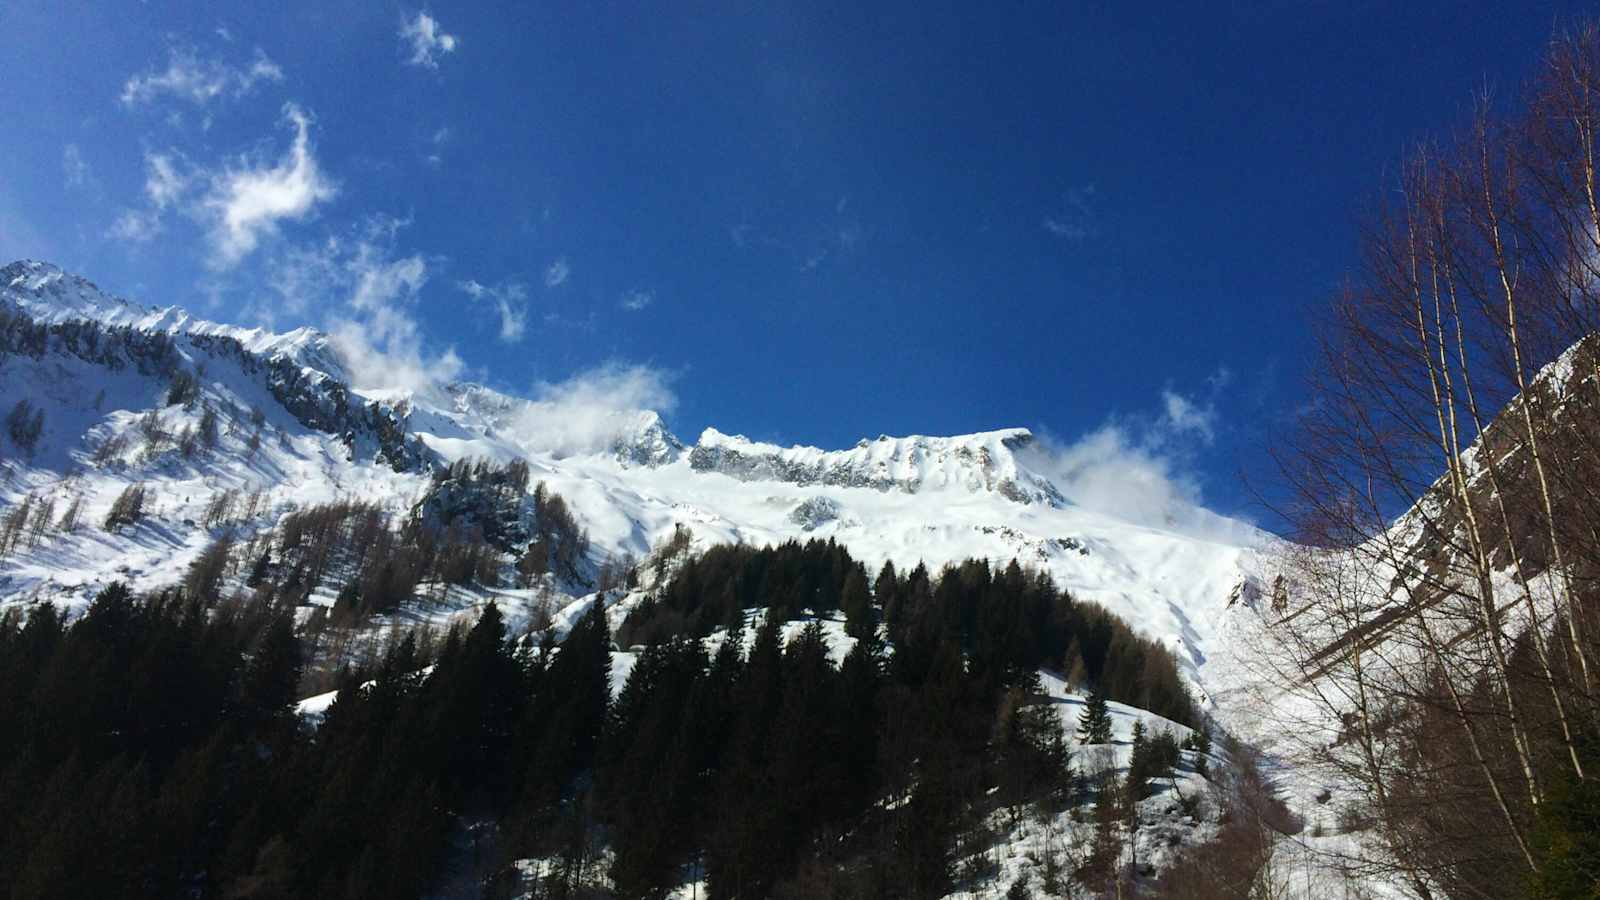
[2,1,1592,529]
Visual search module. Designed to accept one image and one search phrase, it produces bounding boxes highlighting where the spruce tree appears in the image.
[1077,687,1112,744]
[841,568,873,640]
[1127,718,1150,798]
[1190,726,1212,778]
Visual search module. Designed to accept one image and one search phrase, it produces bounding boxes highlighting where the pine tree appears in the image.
[246,550,272,588]
[841,567,873,640]
[1127,718,1150,798]
[235,614,302,741]
[1189,726,1212,779]
[1077,687,1112,744]
[331,579,361,623]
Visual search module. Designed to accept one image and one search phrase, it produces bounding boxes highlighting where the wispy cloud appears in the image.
[121,47,283,107]
[144,152,190,209]
[62,144,93,191]
[202,103,337,267]
[619,288,654,312]
[544,257,571,287]
[459,278,529,342]
[1160,389,1217,444]
[400,11,458,69]
[109,209,162,243]
[423,126,452,166]
[1017,370,1246,539]
[1042,184,1098,242]
[262,216,461,393]
[108,151,195,243]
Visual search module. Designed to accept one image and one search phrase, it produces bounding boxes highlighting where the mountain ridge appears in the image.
[0,260,1271,707]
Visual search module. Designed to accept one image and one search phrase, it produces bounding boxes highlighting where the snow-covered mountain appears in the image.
[0,260,1272,704]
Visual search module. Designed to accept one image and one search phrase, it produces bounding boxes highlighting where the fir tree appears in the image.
[1077,687,1112,744]
[841,567,873,640]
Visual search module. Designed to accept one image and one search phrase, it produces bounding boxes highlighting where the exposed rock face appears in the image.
[1388,334,1600,595]
[2,260,429,473]
[789,496,843,530]
[609,411,684,467]
[409,471,533,553]
[1299,333,1600,669]
[257,358,428,472]
[688,427,1066,505]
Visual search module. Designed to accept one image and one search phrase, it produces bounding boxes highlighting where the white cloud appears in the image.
[109,209,161,243]
[400,11,458,68]
[144,152,190,208]
[329,315,462,395]
[121,47,284,107]
[202,103,337,267]
[351,250,427,314]
[459,278,529,342]
[62,144,91,190]
[107,151,197,245]
[1023,424,1203,532]
[1160,390,1217,444]
[544,257,571,287]
[619,288,653,312]
[507,363,678,457]
[1017,378,1246,539]
[263,217,460,393]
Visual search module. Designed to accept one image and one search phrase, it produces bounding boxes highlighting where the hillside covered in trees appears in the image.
[0,537,1260,899]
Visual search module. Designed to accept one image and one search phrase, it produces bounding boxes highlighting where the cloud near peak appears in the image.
[1017,375,1248,541]
[261,216,460,394]
[507,363,678,458]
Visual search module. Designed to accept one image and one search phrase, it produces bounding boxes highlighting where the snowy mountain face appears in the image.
[0,260,1272,705]
[688,426,1066,505]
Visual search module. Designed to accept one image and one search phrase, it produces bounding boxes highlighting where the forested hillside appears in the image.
[0,540,1258,899]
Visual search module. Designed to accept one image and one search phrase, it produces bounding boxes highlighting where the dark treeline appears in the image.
[0,538,1203,899]
[621,539,1196,726]
[0,581,608,899]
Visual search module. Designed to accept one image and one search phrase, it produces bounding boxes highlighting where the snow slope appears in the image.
[0,260,1274,709]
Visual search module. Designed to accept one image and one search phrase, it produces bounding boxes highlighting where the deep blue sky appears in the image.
[1,1,1593,526]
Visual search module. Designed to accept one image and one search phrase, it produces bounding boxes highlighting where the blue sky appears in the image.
[1,2,1591,529]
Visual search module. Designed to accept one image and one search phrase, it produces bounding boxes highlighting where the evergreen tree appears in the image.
[841,567,873,640]
[1077,687,1112,744]
[1127,719,1150,798]
[246,550,272,588]
[234,614,302,741]
[1187,726,1212,779]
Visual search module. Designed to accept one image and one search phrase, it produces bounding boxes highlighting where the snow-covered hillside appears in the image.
[0,259,1273,707]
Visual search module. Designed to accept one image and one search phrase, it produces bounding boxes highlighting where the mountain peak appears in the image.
[2,259,158,326]
[689,425,1062,504]
[3,259,349,382]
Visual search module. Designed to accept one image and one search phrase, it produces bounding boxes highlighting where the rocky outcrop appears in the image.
[688,427,1066,505]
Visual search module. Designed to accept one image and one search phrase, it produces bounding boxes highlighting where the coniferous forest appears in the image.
[0,538,1221,899]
